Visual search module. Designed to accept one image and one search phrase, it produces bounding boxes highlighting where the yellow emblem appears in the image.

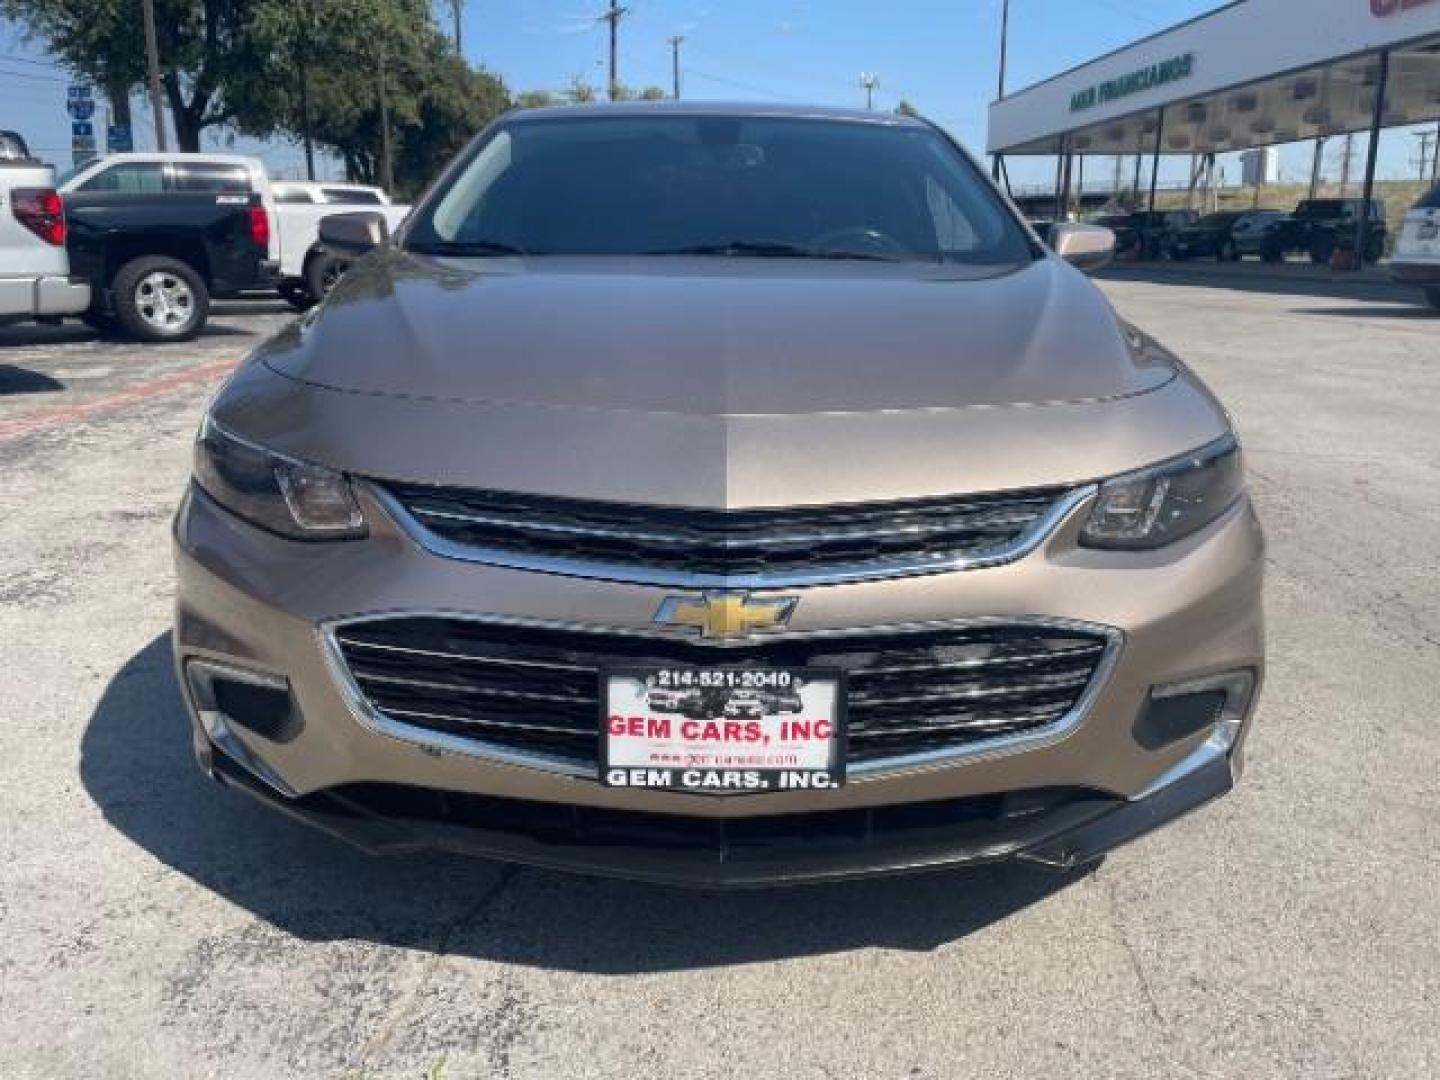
[654,591,798,640]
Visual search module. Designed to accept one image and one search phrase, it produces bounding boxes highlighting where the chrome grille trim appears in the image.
[320,612,1123,781]
[366,483,1097,589]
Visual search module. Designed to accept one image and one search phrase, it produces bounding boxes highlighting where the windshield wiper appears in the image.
[646,240,901,261]
[410,239,529,257]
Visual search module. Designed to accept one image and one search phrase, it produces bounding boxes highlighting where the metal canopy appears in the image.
[987,0,1440,158]
[1000,42,1440,157]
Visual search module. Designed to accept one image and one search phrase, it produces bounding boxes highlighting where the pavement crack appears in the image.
[356,866,519,1066]
[1098,869,1168,1030]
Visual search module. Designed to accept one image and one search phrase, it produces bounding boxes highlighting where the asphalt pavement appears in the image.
[1,276,1437,1079]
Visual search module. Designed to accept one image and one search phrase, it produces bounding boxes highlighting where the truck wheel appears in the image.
[1218,239,1239,263]
[1364,236,1385,264]
[305,252,350,301]
[112,256,209,342]
[278,280,314,312]
[1426,288,1440,312]
[1261,243,1283,264]
[1309,235,1335,265]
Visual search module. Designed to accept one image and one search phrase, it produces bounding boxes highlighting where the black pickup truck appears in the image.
[63,189,276,341]
[1261,198,1387,265]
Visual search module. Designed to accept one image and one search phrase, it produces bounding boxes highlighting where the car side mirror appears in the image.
[318,211,388,256]
[1050,222,1115,274]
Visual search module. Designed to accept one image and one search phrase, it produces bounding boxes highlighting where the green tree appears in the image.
[566,75,597,103]
[514,89,559,109]
[894,99,922,119]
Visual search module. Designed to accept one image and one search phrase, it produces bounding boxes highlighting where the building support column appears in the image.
[1145,107,1166,256]
[1357,50,1389,268]
[1053,137,1068,221]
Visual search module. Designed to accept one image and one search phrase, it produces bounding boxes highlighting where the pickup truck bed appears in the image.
[64,190,276,341]
[1,144,90,325]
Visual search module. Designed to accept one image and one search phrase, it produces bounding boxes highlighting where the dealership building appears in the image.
[988,0,1440,233]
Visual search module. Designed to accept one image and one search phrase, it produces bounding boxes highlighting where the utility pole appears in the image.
[1309,136,1326,199]
[991,0,1010,179]
[377,47,394,193]
[140,0,168,151]
[668,35,685,99]
[449,1,464,56]
[601,1,629,101]
[860,72,879,110]
[1338,132,1356,195]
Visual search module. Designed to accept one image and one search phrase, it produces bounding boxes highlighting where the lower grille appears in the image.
[331,617,1115,774]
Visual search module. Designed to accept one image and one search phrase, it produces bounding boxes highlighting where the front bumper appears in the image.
[0,274,90,319]
[205,735,1239,888]
[174,473,1265,884]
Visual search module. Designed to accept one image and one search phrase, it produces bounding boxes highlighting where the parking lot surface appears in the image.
[1,279,1437,1079]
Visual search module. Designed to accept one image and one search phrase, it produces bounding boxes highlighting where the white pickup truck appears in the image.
[271,181,410,307]
[0,130,90,326]
[59,153,408,310]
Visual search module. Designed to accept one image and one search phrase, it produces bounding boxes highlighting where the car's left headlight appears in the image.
[193,415,367,540]
[1080,434,1244,550]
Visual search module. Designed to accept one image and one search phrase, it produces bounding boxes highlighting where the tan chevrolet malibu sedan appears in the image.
[173,103,1263,887]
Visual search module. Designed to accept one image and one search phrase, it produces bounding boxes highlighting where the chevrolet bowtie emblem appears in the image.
[654,591,799,640]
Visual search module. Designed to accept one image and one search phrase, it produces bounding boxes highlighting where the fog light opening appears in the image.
[1153,669,1256,753]
[183,659,300,796]
[1131,669,1257,801]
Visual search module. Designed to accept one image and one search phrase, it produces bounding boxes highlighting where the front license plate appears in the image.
[600,666,846,794]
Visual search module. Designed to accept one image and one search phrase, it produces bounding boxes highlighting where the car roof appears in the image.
[503,100,928,128]
[88,151,263,168]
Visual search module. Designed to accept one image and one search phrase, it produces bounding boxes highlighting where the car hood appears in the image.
[262,251,1173,415]
[220,251,1227,508]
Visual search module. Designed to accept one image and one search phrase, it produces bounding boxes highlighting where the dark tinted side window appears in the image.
[171,163,252,194]
[78,162,166,193]
[276,189,316,204]
[1416,186,1440,211]
[322,187,382,204]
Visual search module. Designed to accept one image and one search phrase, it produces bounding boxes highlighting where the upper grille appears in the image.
[378,482,1080,587]
[331,617,1115,775]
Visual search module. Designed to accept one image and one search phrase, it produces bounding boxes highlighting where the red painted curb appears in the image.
[0,358,237,446]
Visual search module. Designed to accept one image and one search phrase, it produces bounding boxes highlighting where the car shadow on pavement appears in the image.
[80,634,1092,974]
[1287,304,1439,319]
[1097,263,1412,304]
[0,364,64,395]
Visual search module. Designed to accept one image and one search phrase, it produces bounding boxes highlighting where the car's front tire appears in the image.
[112,256,209,343]
[305,252,350,302]
[1218,239,1239,262]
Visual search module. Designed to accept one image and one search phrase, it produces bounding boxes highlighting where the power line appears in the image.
[683,67,800,101]
[0,63,68,84]
[0,51,68,69]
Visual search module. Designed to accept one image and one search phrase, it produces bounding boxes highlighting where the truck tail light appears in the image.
[11,187,65,246]
[247,204,270,250]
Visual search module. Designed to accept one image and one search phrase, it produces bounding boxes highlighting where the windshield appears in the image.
[407,114,1034,265]
[1295,200,1345,218]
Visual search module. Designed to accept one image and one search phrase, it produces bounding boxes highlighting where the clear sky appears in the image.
[2,0,1435,188]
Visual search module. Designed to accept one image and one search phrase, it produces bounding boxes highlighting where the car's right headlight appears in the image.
[193,415,367,540]
[1080,434,1245,550]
